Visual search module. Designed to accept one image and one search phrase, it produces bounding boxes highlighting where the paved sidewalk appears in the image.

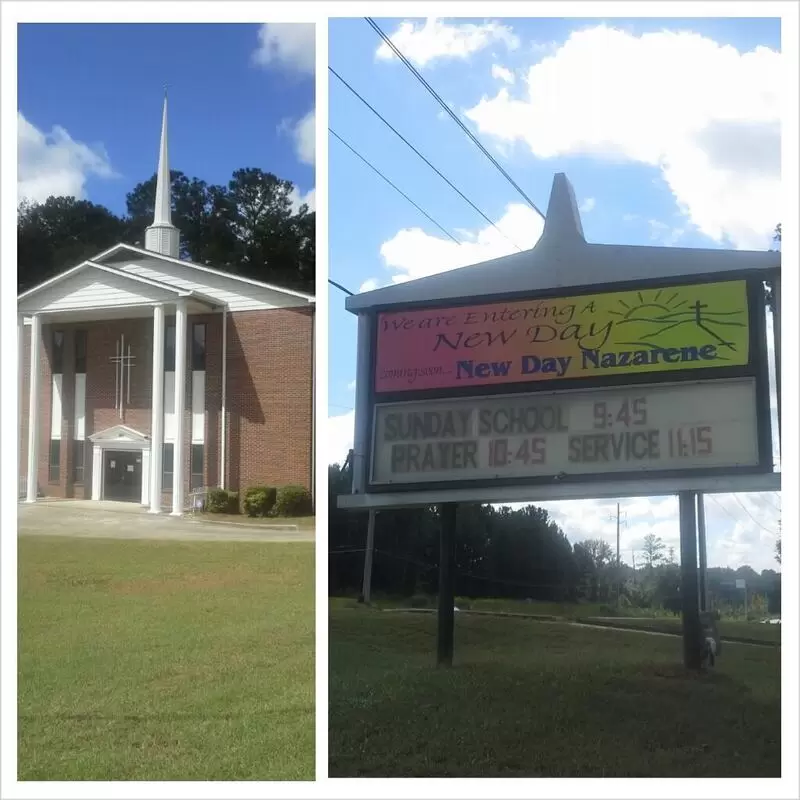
[18,501,314,543]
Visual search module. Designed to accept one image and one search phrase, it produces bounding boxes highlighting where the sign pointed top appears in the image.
[540,172,585,245]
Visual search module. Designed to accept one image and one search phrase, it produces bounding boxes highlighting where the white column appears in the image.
[149,304,165,513]
[25,314,41,503]
[91,445,102,500]
[18,315,24,499]
[171,299,188,515]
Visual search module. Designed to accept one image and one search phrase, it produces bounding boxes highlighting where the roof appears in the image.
[345,173,780,313]
[17,260,221,312]
[94,243,315,303]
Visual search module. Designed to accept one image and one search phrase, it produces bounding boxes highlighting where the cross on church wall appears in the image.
[109,334,137,418]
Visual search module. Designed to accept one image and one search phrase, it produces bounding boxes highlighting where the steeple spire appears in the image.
[145,90,180,258]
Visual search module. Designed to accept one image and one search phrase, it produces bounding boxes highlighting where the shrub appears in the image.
[243,486,277,517]
[206,488,239,514]
[454,596,472,610]
[274,485,312,517]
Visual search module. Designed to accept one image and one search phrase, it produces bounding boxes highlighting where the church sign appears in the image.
[375,279,750,392]
[370,377,760,486]
[361,275,772,494]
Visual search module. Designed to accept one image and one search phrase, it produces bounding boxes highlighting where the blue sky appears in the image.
[18,23,316,216]
[327,16,782,572]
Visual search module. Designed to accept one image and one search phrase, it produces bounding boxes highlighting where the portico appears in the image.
[18,270,220,514]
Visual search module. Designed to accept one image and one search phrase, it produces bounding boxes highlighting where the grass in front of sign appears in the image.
[334,594,614,618]
[18,536,314,780]
[333,596,782,644]
[328,607,780,777]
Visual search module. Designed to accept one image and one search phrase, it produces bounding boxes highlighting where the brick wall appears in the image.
[226,307,314,493]
[18,306,314,505]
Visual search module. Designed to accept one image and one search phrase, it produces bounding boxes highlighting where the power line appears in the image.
[329,66,522,251]
[330,128,460,244]
[365,16,545,220]
[328,278,353,296]
[731,494,779,535]
[708,494,777,535]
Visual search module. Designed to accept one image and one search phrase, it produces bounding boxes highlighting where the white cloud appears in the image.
[491,64,515,84]
[347,379,357,392]
[379,202,544,284]
[579,197,596,213]
[648,218,685,246]
[18,112,116,204]
[376,18,519,68]
[464,25,781,250]
[328,410,355,464]
[359,278,379,293]
[289,186,315,213]
[291,109,315,167]
[252,23,315,75]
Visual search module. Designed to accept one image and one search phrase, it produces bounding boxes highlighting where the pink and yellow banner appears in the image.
[374,281,750,393]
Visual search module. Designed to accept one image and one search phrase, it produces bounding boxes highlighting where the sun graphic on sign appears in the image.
[607,288,747,353]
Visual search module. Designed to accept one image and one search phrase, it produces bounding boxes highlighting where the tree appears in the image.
[642,534,666,569]
[18,167,315,295]
[579,538,614,569]
[775,537,781,565]
[17,197,128,292]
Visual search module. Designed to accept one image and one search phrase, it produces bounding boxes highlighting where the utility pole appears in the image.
[607,503,626,608]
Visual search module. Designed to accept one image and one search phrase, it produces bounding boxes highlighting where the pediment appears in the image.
[89,424,150,443]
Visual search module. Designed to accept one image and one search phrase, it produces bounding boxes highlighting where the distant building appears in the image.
[18,96,314,513]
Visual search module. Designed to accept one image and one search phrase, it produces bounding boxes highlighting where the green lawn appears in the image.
[329,606,780,778]
[18,537,314,780]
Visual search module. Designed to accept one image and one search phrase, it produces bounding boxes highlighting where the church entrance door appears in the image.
[103,450,143,502]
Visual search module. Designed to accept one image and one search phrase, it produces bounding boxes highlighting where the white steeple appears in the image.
[145,91,180,258]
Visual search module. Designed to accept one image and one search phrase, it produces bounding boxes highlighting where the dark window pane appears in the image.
[49,439,60,482]
[191,444,203,490]
[191,444,203,475]
[75,331,87,374]
[163,443,174,490]
[191,323,206,371]
[73,440,85,483]
[52,331,65,374]
[164,325,176,371]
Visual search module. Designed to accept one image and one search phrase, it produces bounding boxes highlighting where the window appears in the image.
[163,443,174,490]
[164,324,176,371]
[49,439,60,482]
[52,330,65,374]
[191,444,204,490]
[75,330,87,374]
[73,441,85,483]
[191,323,207,371]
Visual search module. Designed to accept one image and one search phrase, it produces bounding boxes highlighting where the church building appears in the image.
[18,97,315,514]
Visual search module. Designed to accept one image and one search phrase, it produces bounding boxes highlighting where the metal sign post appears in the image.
[679,491,703,669]
[696,492,709,612]
[361,509,376,604]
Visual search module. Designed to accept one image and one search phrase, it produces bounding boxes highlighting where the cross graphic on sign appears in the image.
[109,334,136,418]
